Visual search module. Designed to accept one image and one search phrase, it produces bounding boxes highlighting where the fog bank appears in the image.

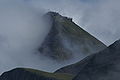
[0,0,61,74]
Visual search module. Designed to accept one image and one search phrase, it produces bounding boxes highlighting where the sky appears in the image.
[25,0,120,45]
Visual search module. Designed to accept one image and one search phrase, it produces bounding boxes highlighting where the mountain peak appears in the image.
[46,12,60,17]
[46,11,73,23]
[39,12,107,62]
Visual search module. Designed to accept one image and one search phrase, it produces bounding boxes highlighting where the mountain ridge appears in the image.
[0,39,119,80]
[55,39,120,80]
[0,68,74,80]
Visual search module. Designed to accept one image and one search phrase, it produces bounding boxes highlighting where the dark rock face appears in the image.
[0,68,59,80]
[73,40,120,80]
[56,40,120,80]
[55,54,94,75]
[39,12,107,61]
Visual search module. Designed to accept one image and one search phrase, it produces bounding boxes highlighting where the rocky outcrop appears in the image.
[39,12,107,61]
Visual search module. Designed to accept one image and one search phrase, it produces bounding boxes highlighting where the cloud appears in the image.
[0,0,63,74]
[26,0,120,45]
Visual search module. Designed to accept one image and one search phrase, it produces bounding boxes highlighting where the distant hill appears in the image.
[0,68,74,80]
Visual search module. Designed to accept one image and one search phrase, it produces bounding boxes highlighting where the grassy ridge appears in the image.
[24,68,74,80]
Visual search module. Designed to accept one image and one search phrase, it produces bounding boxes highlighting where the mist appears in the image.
[0,0,65,74]
[27,0,120,45]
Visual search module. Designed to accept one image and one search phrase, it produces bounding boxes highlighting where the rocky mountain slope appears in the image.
[39,12,106,61]
[56,40,120,80]
[0,68,74,80]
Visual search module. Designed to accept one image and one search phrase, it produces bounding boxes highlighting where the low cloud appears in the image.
[0,0,62,74]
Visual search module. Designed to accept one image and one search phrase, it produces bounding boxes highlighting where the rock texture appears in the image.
[39,12,106,61]
[0,68,73,80]
[56,40,120,80]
